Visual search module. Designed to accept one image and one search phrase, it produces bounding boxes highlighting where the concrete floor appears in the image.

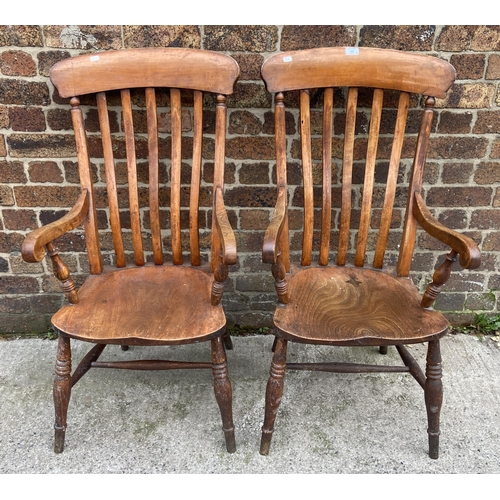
[0,333,499,476]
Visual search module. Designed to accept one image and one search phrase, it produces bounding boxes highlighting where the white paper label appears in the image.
[90,55,100,62]
[283,56,292,62]
[345,47,359,55]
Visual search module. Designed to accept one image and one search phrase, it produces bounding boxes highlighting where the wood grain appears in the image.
[273,266,449,345]
[51,265,227,345]
[261,47,455,97]
[22,190,89,263]
[51,48,240,97]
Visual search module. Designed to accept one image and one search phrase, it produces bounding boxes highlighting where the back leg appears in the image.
[379,346,388,355]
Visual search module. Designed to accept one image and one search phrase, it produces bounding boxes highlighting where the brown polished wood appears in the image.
[22,48,239,454]
[259,47,481,459]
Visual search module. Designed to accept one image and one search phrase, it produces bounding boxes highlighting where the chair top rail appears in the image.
[261,47,455,97]
[51,48,240,97]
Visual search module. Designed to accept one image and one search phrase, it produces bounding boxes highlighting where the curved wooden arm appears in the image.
[262,187,287,264]
[21,190,89,263]
[214,187,236,266]
[413,192,481,269]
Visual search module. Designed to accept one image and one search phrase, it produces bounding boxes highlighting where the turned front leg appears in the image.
[211,336,236,453]
[260,337,287,455]
[425,339,443,459]
[53,335,72,453]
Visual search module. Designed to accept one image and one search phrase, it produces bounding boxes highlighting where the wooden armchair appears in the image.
[258,47,481,459]
[21,48,239,453]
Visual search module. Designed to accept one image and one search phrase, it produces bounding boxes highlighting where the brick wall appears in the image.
[0,25,499,334]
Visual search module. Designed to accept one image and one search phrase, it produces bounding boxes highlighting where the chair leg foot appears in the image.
[211,337,236,453]
[121,345,129,351]
[53,335,71,453]
[260,337,287,456]
[379,345,388,355]
[425,339,442,459]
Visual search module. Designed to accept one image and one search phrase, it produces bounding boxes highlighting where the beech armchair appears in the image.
[259,47,481,459]
[21,48,239,454]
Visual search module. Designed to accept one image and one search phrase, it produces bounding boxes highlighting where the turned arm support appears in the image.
[211,187,236,306]
[21,190,89,263]
[413,192,481,270]
[213,186,237,266]
[262,187,287,265]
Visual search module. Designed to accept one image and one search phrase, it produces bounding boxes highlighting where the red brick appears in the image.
[123,25,200,49]
[226,137,275,161]
[9,106,46,132]
[0,50,36,76]
[0,26,43,47]
[474,162,500,184]
[0,185,14,205]
[282,25,356,50]
[486,54,500,80]
[441,162,474,184]
[14,185,81,207]
[239,163,271,184]
[428,137,488,160]
[473,111,500,134]
[426,186,492,207]
[28,161,63,183]
[360,25,435,50]
[0,104,8,128]
[228,111,262,135]
[37,50,71,77]
[204,26,278,52]
[47,108,73,131]
[7,133,76,158]
[437,111,472,134]
[2,209,37,230]
[230,54,263,81]
[450,54,485,80]
[44,25,122,50]
[0,160,26,182]
[0,79,50,106]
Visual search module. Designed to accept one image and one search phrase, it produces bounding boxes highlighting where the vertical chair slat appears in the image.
[71,98,103,274]
[300,89,313,267]
[96,92,126,268]
[121,89,145,266]
[397,96,435,276]
[355,88,383,267]
[211,94,228,271]
[319,87,334,266]
[170,88,183,265]
[337,87,358,266]
[189,90,203,266]
[145,87,163,265]
[274,93,290,272]
[373,91,410,269]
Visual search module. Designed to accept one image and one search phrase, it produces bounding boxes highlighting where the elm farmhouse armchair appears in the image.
[258,47,481,459]
[21,48,239,454]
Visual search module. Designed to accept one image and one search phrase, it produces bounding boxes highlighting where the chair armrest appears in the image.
[214,187,237,266]
[262,187,287,264]
[21,190,89,263]
[413,192,481,269]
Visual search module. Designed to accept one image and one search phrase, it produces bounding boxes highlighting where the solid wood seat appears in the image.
[258,47,481,459]
[52,265,226,345]
[21,48,240,454]
[273,266,450,345]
